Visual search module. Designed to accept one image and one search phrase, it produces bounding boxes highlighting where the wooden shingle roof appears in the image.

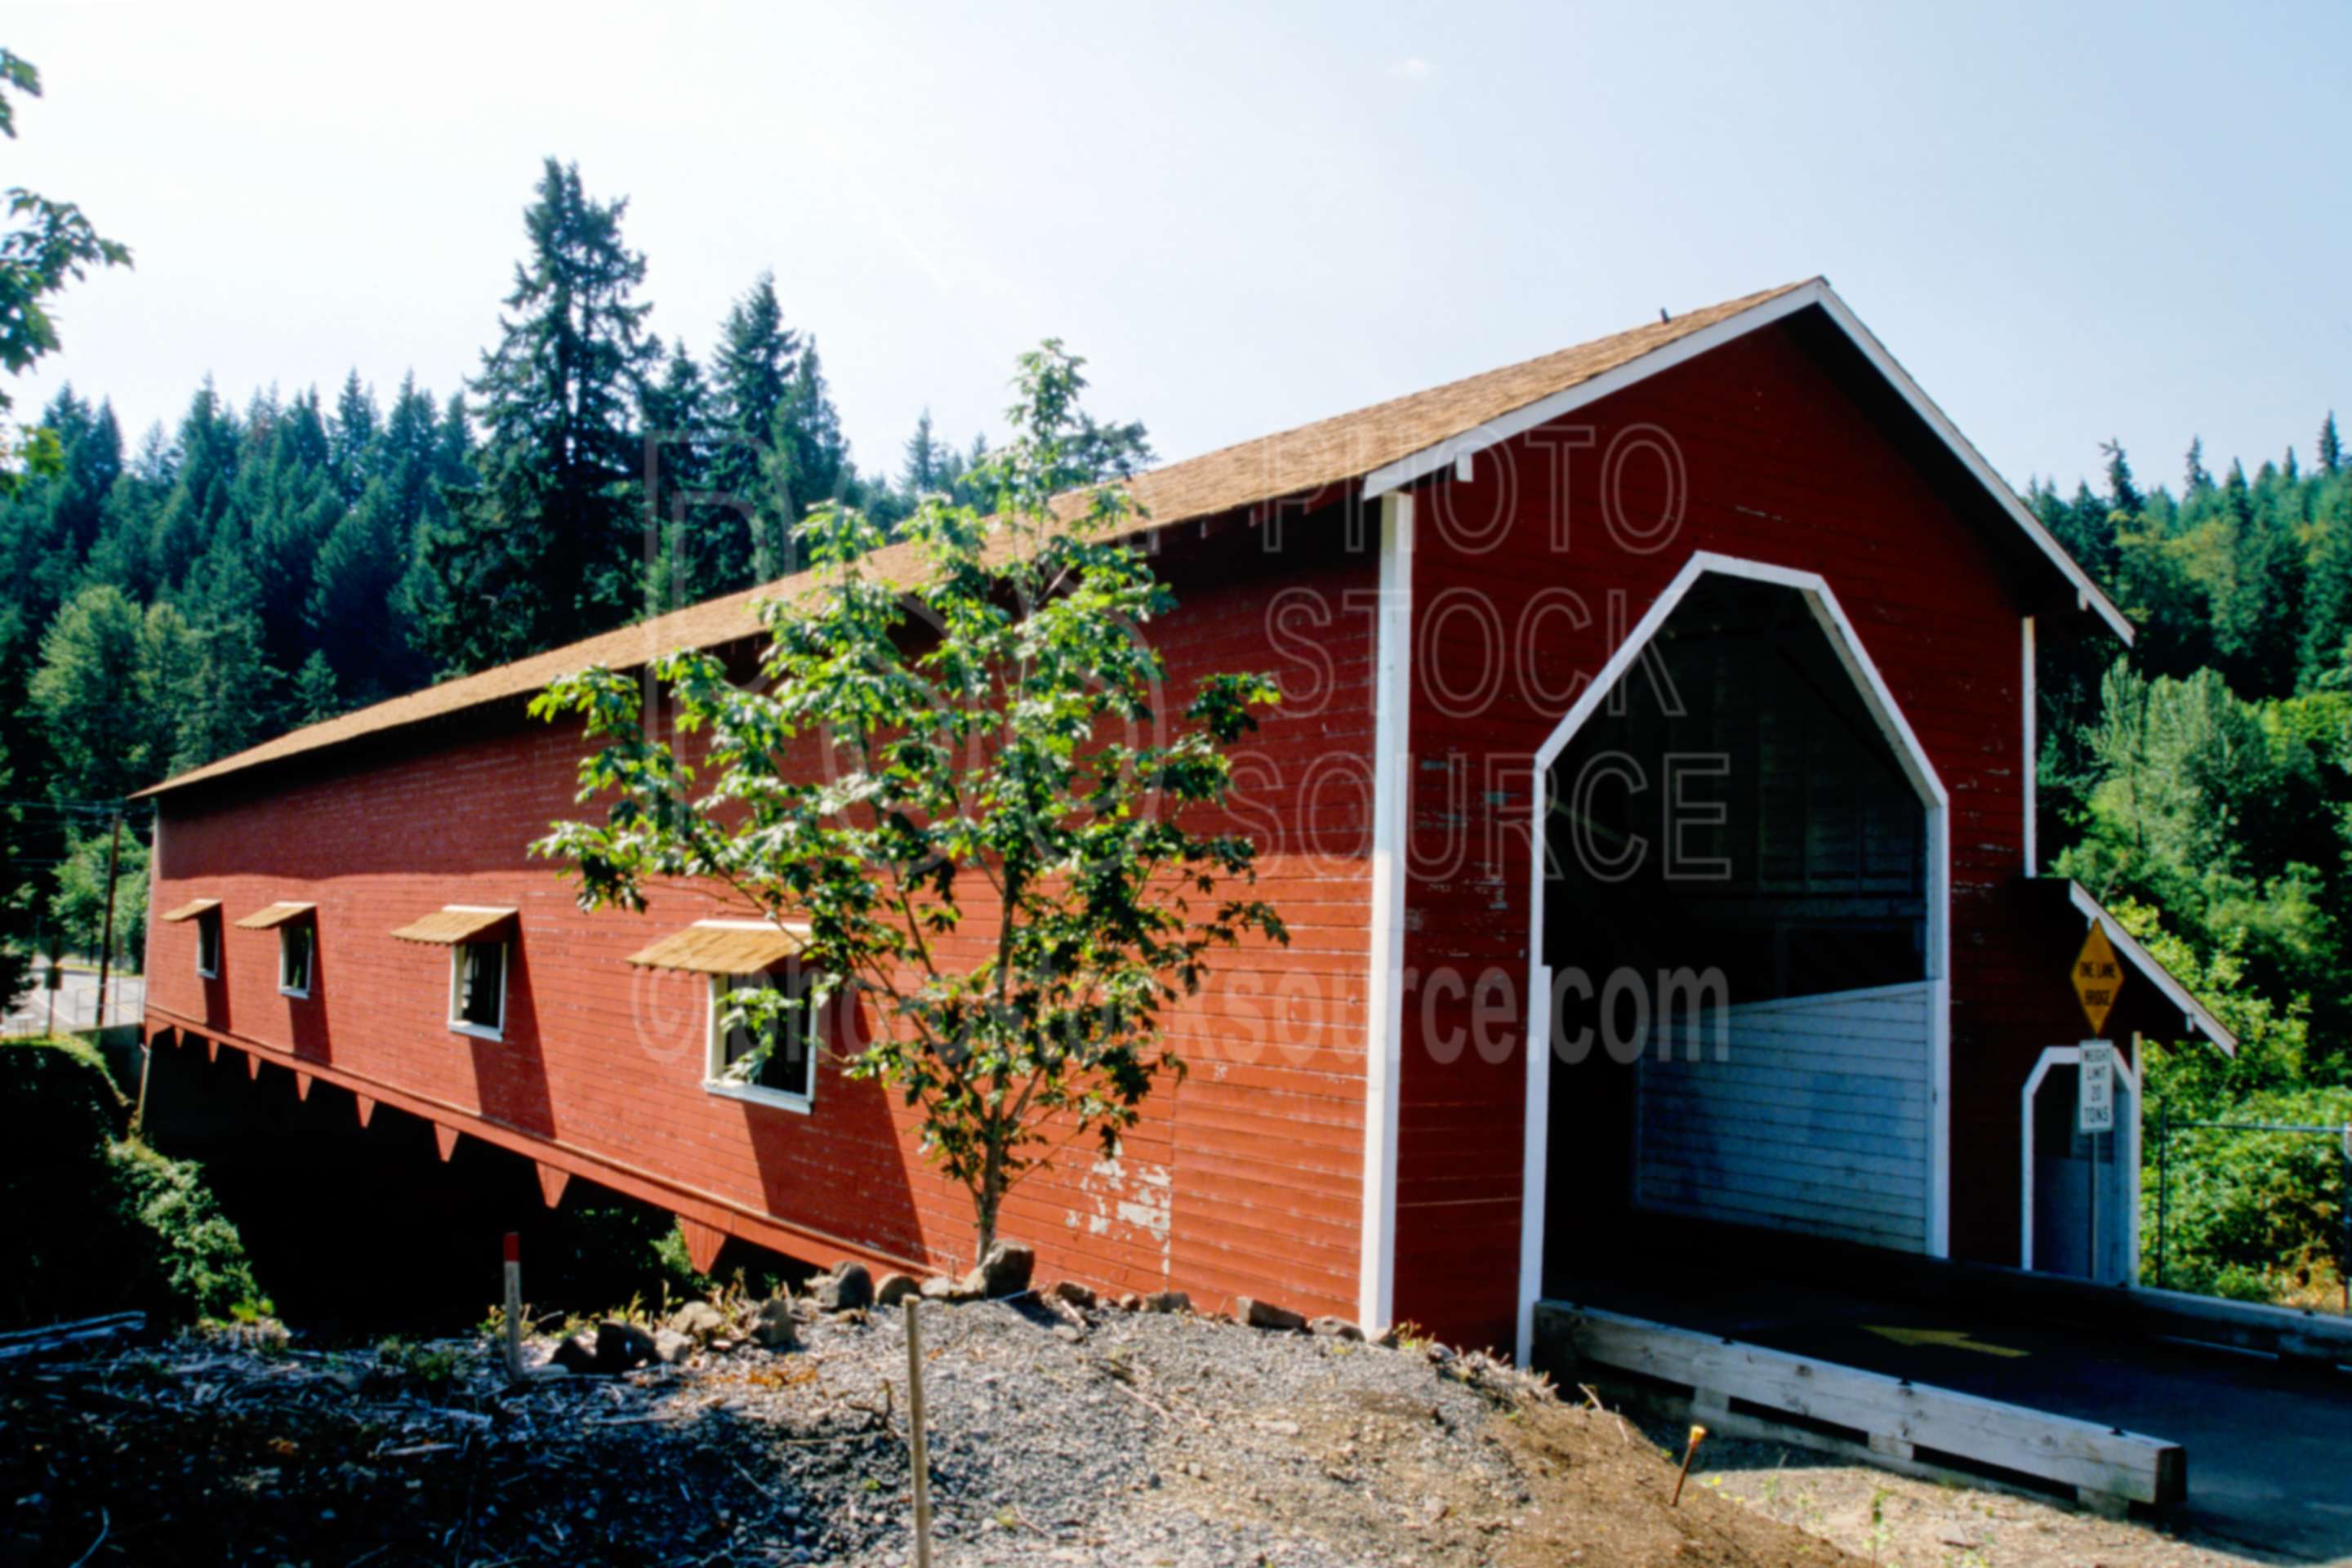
[137,278,2117,800]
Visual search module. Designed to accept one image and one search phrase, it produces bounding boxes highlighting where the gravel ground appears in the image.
[2,1294,1857,1566]
[1645,1421,2305,1568]
[11,1290,2275,1567]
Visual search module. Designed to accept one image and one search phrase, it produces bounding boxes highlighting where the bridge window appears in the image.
[706,966,817,1111]
[387,906,521,1040]
[278,924,313,998]
[163,898,224,978]
[449,940,507,1040]
[234,902,317,998]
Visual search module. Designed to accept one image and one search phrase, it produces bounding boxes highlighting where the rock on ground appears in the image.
[1,1301,2246,1568]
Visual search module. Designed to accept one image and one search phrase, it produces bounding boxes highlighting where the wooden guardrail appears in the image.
[1929,1261,2352,1367]
[1535,1302,2185,1517]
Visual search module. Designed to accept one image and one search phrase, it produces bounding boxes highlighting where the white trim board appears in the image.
[2021,616,2038,875]
[2062,881,2237,1054]
[1358,279,2133,647]
[1515,551,1953,1363]
[1357,491,1414,1333]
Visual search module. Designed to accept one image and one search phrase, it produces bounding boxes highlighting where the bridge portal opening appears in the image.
[1537,572,1939,1293]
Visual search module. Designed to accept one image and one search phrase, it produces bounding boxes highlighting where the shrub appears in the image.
[0,1036,265,1326]
[2146,1085,2352,1304]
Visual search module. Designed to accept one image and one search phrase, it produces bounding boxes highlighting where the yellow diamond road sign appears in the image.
[2073,922,2123,1037]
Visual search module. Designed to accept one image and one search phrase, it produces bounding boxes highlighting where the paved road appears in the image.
[3,964,144,1036]
[1561,1258,2352,1561]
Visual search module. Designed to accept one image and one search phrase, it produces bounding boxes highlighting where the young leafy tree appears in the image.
[0,48,131,490]
[531,342,1287,1258]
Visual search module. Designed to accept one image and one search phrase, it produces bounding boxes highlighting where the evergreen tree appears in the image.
[902,407,944,495]
[310,478,416,700]
[239,387,345,675]
[708,272,798,591]
[146,383,238,590]
[1071,412,1156,482]
[310,373,445,701]
[776,335,847,518]
[412,160,655,675]
[170,550,277,768]
[328,370,379,501]
[640,338,715,608]
[2185,436,2212,495]
[2102,438,2143,517]
[2320,412,2342,477]
[292,649,339,723]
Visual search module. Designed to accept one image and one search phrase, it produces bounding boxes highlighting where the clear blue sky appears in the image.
[6,1,2346,497]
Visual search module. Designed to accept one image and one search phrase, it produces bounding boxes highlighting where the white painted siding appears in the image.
[1634,981,1933,1251]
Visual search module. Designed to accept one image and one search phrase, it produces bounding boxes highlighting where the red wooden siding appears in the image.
[1388,321,2096,1350]
[140,315,2145,1349]
[145,524,1381,1318]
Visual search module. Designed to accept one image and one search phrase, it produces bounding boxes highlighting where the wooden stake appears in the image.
[502,1232,524,1382]
[1671,1423,1708,1507]
[904,1295,933,1568]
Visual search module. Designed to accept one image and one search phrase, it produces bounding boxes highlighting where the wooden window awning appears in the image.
[628,921,810,975]
[234,902,316,930]
[161,898,221,923]
[390,906,519,945]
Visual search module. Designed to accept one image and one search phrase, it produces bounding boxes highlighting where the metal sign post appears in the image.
[2078,1040,2114,1277]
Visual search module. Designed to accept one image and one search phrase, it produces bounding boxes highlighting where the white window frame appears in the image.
[703,965,817,1113]
[278,922,314,998]
[448,939,509,1041]
[194,911,220,979]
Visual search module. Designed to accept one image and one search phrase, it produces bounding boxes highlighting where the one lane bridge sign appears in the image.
[2072,922,2123,1037]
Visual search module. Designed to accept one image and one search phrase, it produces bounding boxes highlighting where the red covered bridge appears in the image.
[137,278,2230,1356]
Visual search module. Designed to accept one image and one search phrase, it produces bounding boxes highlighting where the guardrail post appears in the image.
[2154,1102,2171,1291]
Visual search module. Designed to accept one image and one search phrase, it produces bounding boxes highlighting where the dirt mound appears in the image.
[1,1302,1857,1566]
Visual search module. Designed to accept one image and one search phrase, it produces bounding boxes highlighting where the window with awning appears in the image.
[711,965,817,1107]
[628,920,823,1109]
[390,906,519,1040]
[390,906,518,945]
[235,902,314,930]
[628,920,809,975]
[164,898,223,978]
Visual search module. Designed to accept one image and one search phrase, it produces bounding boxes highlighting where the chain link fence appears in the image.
[2149,1108,2352,1314]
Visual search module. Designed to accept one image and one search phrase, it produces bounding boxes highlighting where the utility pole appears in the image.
[92,810,123,1036]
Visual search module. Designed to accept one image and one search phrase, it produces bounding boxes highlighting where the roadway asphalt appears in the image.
[2,964,143,1036]
[1560,1258,2352,1561]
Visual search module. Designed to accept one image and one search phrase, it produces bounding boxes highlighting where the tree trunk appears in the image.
[973,1143,1004,1261]
[973,1186,999,1261]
